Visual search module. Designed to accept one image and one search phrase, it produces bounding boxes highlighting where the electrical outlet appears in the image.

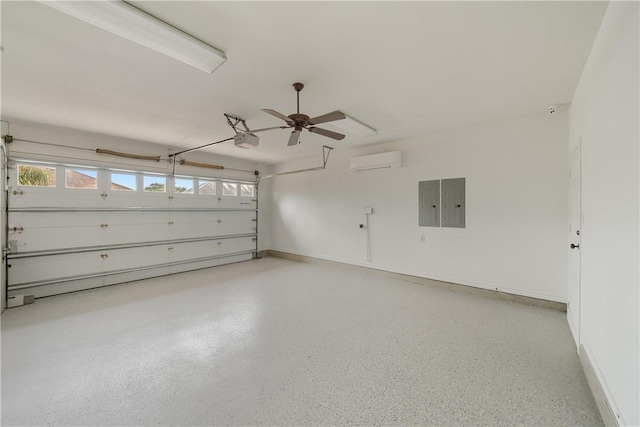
[420,236,425,243]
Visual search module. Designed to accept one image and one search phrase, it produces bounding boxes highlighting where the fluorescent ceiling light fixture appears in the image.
[41,0,226,73]
[330,113,377,137]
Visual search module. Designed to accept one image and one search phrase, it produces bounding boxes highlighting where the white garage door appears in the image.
[7,160,258,298]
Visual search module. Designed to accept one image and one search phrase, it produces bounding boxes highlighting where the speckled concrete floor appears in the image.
[2,257,601,426]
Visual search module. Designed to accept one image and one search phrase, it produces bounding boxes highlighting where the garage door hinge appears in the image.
[2,244,11,259]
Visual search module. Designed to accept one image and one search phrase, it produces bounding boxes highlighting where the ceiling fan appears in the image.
[262,83,346,146]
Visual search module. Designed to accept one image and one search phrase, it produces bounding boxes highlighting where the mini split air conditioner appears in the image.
[349,151,402,172]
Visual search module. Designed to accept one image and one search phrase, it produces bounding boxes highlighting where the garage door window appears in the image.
[18,164,56,187]
[174,178,194,194]
[66,168,98,189]
[240,184,254,197]
[111,172,136,191]
[222,182,237,197]
[198,180,216,195]
[143,175,166,193]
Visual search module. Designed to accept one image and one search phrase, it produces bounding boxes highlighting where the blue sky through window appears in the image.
[111,173,136,191]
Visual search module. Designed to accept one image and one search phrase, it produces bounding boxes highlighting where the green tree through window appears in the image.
[144,182,165,192]
[19,165,54,186]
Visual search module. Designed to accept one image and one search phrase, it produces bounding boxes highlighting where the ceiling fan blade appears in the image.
[262,109,293,123]
[287,130,301,146]
[308,110,346,125]
[308,127,345,140]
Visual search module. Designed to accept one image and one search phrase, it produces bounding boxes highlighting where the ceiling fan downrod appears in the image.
[293,82,304,115]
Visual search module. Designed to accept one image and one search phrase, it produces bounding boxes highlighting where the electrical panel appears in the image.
[442,178,465,228]
[419,180,440,227]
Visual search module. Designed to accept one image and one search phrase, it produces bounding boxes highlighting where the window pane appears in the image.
[222,182,237,196]
[111,173,136,191]
[240,184,255,197]
[143,176,166,192]
[66,168,97,189]
[198,180,216,195]
[175,178,194,194]
[18,164,55,187]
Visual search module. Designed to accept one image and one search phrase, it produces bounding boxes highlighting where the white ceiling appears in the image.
[1,1,607,164]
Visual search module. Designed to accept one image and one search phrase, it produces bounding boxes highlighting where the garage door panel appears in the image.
[8,190,104,209]
[8,252,104,286]
[105,224,168,246]
[105,192,144,209]
[218,236,256,255]
[169,196,217,210]
[218,211,256,236]
[9,277,106,299]
[169,258,219,274]
[104,245,170,272]
[9,225,102,253]
[170,240,218,264]
[103,211,169,245]
[106,193,170,209]
[170,211,218,240]
[218,253,253,267]
[8,211,103,253]
[104,266,172,287]
[218,198,256,210]
[11,211,99,228]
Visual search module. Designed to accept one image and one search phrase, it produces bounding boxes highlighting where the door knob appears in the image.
[570,243,580,249]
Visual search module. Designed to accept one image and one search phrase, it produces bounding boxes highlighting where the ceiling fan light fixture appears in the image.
[330,114,377,137]
[40,0,227,74]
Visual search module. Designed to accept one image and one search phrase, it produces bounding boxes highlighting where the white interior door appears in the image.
[569,144,582,345]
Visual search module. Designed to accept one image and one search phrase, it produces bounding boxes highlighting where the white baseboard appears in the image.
[265,249,567,311]
[268,248,566,303]
[579,343,621,426]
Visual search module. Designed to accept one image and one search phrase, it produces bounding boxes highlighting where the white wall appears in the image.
[569,2,639,425]
[268,112,569,302]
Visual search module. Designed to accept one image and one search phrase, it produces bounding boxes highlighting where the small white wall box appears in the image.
[363,207,373,214]
[350,151,402,172]
[234,133,259,149]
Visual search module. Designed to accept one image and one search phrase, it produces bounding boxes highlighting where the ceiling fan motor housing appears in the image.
[288,113,311,129]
